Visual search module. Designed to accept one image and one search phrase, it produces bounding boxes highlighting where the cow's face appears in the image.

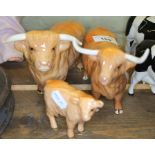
[92,47,134,85]
[15,31,71,72]
[78,97,104,121]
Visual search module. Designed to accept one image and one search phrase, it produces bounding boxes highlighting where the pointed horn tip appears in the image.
[125,48,150,64]
[4,33,26,43]
[2,40,9,44]
[5,38,14,43]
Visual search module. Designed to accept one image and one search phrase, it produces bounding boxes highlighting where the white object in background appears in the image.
[0,16,25,64]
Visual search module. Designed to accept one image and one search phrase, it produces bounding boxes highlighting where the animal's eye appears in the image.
[29,47,34,51]
[52,47,56,51]
[117,64,122,70]
[91,109,94,112]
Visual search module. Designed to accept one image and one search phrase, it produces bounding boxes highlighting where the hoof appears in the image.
[78,126,84,132]
[52,128,58,131]
[115,109,123,115]
[51,124,58,129]
[83,75,88,80]
[78,122,84,132]
[67,132,74,138]
[96,108,100,112]
[128,93,134,96]
[77,63,83,71]
[37,89,44,95]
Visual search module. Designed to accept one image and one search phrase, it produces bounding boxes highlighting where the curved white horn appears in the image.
[125,48,149,64]
[72,41,99,55]
[59,34,82,45]
[59,34,99,55]
[6,33,26,43]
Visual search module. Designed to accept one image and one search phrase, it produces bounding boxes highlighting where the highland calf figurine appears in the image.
[128,40,155,95]
[6,21,85,92]
[44,80,104,138]
[73,27,149,114]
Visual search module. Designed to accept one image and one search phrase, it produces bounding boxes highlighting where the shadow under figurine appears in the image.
[128,40,155,95]
[44,80,104,138]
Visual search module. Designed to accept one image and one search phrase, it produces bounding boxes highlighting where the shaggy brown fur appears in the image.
[82,27,135,114]
[15,21,85,91]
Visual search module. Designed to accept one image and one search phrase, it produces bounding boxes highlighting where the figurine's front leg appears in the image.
[114,93,124,115]
[37,85,44,94]
[78,121,84,132]
[128,71,143,95]
[66,118,77,138]
[46,111,58,129]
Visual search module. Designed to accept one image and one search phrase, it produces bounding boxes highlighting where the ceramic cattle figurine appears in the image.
[128,40,155,95]
[5,21,85,92]
[44,80,104,138]
[125,16,155,54]
[72,27,149,114]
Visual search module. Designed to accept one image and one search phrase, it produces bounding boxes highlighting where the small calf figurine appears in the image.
[128,40,155,95]
[44,80,104,138]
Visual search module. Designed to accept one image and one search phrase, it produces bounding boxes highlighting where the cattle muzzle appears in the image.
[99,76,110,86]
[36,61,51,72]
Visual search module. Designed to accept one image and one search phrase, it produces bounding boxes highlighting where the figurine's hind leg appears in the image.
[83,71,88,80]
[77,61,83,71]
[143,74,155,94]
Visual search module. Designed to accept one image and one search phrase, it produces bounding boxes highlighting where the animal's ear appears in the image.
[14,40,27,53]
[71,97,80,105]
[97,100,104,108]
[57,41,71,52]
[14,40,29,59]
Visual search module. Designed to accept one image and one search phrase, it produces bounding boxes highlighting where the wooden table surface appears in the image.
[1,61,155,139]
